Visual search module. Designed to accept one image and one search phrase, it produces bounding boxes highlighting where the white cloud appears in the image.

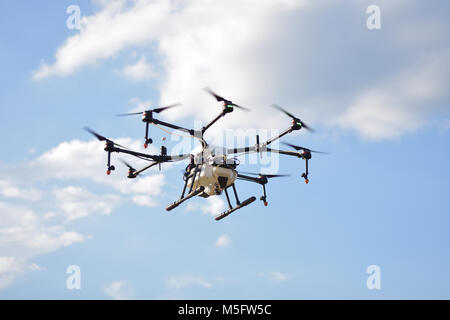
[0,201,86,255]
[215,233,231,247]
[132,195,158,207]
[182,196,226,217]
[201,197,224,216]
[118,174,165,196]
[104,280,134,300]
[167,274,212,291]
[0,201,86,289]
[338,91,420,140]
[0,257,23,275]
[33,0,450,140]
[31,0,309,135]
[269,271,289,282]
[0,180,41,201]
[0,258,41,289]
[31,138,164,201]
[33,0,171,79]
[258,271,289,282]
[128,97,152,114]
[54,186,121,221]
[338,53,450,140]
[120,56,157,81]
[183,202,199,213]
[28,263,42,272]
[0,257,23,289]
[0,137,167,290]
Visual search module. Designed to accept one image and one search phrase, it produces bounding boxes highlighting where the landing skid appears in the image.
[166,186,205,211]
[215,196,256,221]
[167,181,255,221]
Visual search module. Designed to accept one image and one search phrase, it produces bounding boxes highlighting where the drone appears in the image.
[85,88,327,221]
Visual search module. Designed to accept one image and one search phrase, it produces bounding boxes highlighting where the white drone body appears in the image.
[186,144,238,197]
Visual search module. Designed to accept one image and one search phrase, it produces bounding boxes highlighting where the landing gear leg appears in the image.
[166,163,204,212]
[260,184,268,206]
[106,151,115,175]
[224,188,233,210]
[180,169,191,199]
[231,184,241,205]
[301,159,309,184]
[188,165,199,194]
[166,186,205,211]
[144,123,153,148]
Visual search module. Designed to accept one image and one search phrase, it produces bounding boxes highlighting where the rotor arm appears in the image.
[226,145,300,159]
[109,145,191,163]
[267,147,312,184]
[225,126,295,157]
[151,118,198,137]
[151,118,207,149]
[236,174,273,206]
[236,174,261,183]
[262,126,294,147]
[132,161,159,177]
[202,110,227,135]
[265,147,302,158]
[226,145,257,155]
[202,88,250,136]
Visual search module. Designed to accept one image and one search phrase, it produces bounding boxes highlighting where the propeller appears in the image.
[204,87,251,111]
[271,104,314,132]
[119,159,135,171]
[83,127,128,149]
[282,142,329,154]
[238,171,289,207]
[116,103,181,117]
[119,159,138,178]
[119,159,160,178]
[239,171,290,179]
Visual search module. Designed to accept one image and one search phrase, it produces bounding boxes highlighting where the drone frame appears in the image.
[86,89,322,220]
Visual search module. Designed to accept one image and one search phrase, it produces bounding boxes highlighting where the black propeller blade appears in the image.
[271,104,314,132]
[239,171,290,178]
[119,159,161,178]
[119,158,135,171]
[204,87,251,111]
[119,158,138,178]
[84,126,107,141]
[83,127,128,149]
[282,142,329,154]
[116,103,181,117]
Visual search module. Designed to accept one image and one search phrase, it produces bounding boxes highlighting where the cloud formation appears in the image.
[120,56,158,81]
[0,137,167,289]
[338,51,450,139]
[258,271,289,282]
[215,233,231,247]
[33,0,450,139]
[167,274,212,291]
[104,280,134,300]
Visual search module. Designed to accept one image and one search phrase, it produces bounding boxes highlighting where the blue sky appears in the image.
[0,0,449,299]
